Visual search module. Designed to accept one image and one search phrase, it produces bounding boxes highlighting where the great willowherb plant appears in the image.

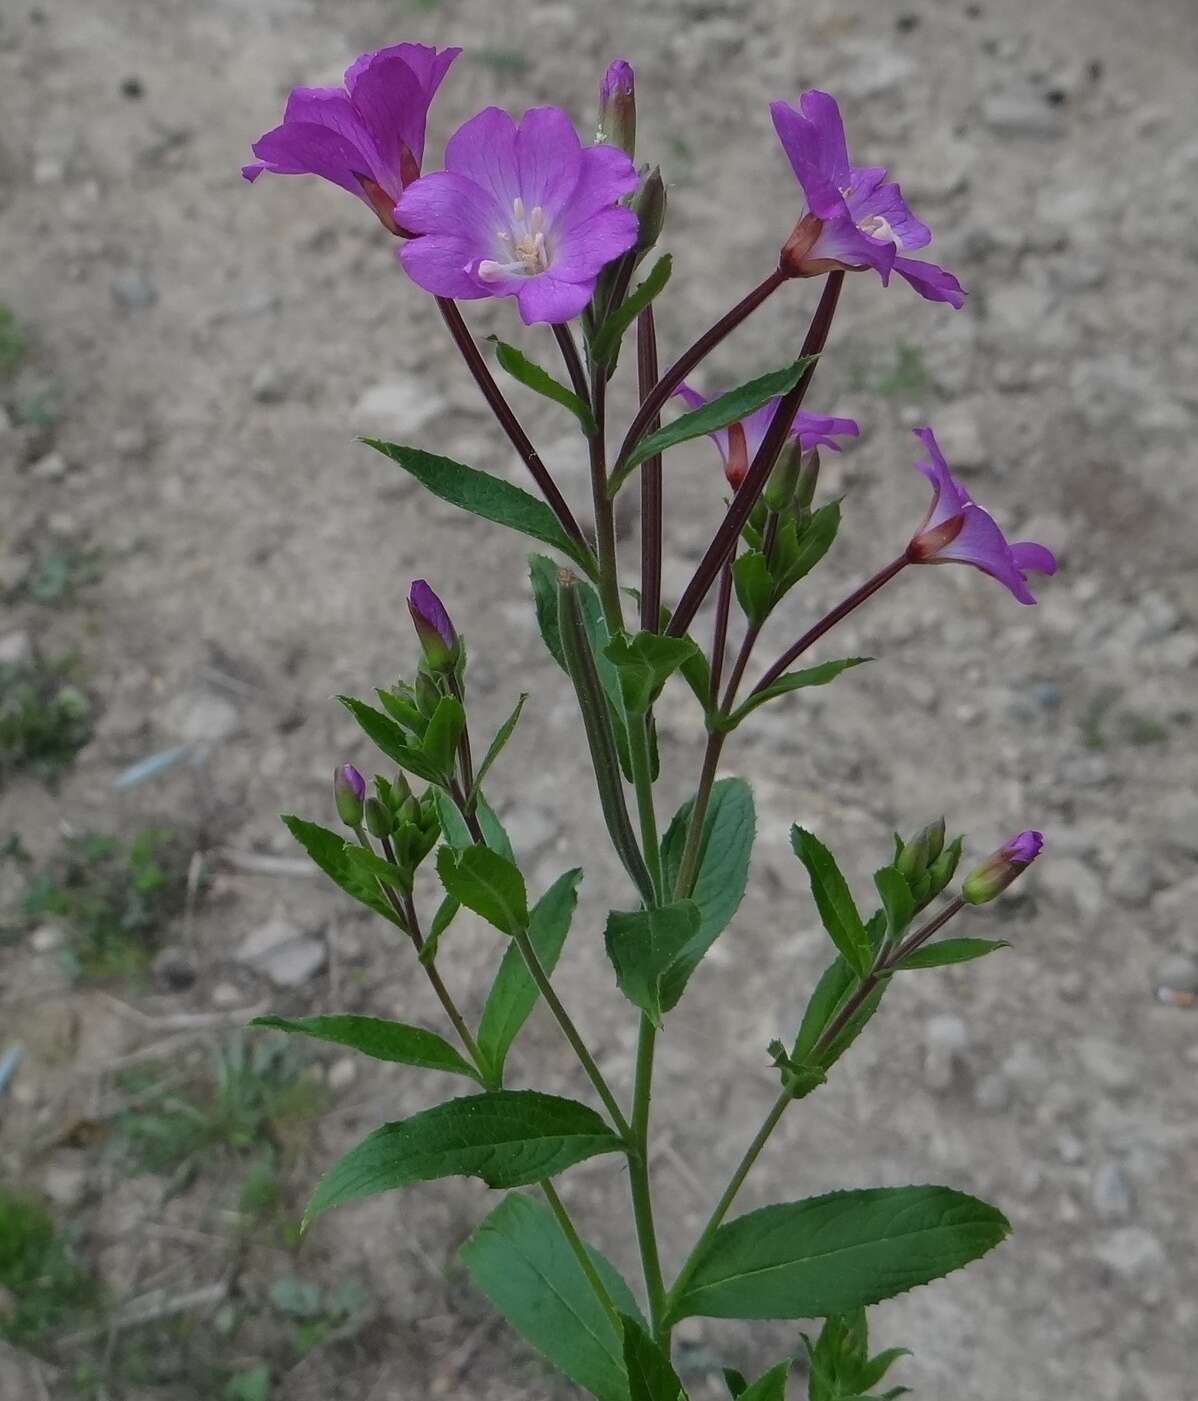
[244,46,1055,1398]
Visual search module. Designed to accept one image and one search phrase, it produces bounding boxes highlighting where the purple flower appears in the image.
[675,383,859,490]
[770,91,965,308]
[408,579,458,670]
[598,59,636,158]
[906,427,1057,604]
[242,44,461,233]
[962,830,1044,904]
[334,763,366,826]
[395,106,640,325]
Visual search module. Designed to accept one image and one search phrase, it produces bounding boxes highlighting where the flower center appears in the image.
[858,213,904,248]
[478,197,551,281]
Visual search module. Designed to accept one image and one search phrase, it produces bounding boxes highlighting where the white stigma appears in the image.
[479,197,552,281]
[859,213,904,248]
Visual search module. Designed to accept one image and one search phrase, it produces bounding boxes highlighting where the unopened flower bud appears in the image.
[597,59,636,159]
[764,441,803,513]
[407,579,459,673]
[962,830,1043,905]
[927,835,963,896]
[390,772,411,807]
[795,449,820,512]
[898,817,946,879]
[333,764,366,826]
[631,166,666,254]
[397,795,421,827]
[364,796,394,839]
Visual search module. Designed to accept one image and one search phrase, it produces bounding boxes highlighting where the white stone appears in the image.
[43,1155,88,1209]
[1093,1228,1167,1282]
[0,632,33,666]
[1076,1036,1137,1094]
[353,379,449,436]
[30,450,69,481]
[30,924,65,953]
[1092,1163,1133,1220]
[326,1056,358,1091]
[981,93,1065,139]
[923,1013,970,1091]
[162,691,239,744]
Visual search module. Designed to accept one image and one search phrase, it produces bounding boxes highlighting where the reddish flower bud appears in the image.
[598,59,636,159]
[962,831,1043,905]
[407,579,459,672]
[333,764,366,826]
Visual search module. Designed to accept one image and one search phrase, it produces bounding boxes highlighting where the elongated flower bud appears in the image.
[598,59,636,159]
[898,817,946,879]
[631,166,666,254]
[407,579,459,672]
[764,440,804,513]
[364,796,394,839]
[927,834,963,896]
[962,830,1043,905]
[333,764,366,826]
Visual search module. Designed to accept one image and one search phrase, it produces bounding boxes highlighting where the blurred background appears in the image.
[2,0,1196,1397]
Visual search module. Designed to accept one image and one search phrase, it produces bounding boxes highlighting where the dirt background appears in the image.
[3,0,1198,1397]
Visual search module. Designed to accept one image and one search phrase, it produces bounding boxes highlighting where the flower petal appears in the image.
[247,120,373,201]
[515,274,596,325]
[892,255,966,308]
[398,234,489,299]
[563,142,640,226]
[515,106,584,224]
[548,205,638,281]
[348,54,428,188]
[811,215,897,280]
[793,412,860,452]
[346,42,460,98]
[770,91,851,189]
[912,425,971,529]
[396,170,504,249]
[932,506,1039,603]
[1010,541,1058,576]
[850,179,931,251]
[444,107,521,212]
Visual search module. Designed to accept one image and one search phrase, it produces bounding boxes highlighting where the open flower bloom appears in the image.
[242,44,461,232]
[395,106,639,324]
[770,91,965,308]
[906,427,1056,604]
[675,383,859,489]
[962,830,1044,904]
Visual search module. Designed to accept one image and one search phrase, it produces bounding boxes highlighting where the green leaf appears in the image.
[591,253,673,369]
[477,793,518,862]
[791,955,884,1082]
[604,631,703,715]
[612,355,816,490]
[897,938,1011,970]
[433,788,516,862]
[282,816,403,927]
[460,1193,646,1401]
[658,778,755,1008]
[338,696,443,783]
[364,440,595,576]
[469,693,528,804]
[421,695,466,778]
[252,1015,480,1081]
[305,1091,624,1227]
[493,339,597,434]
[791,827,873,977]
[622,1314,686,1401]
[723,1369,749,1399]
[436,845,528,936]
[777,499,842,591]
[721,658,869,730]
[342,842,412,896]
[669,1185,1011,1322]
[604,902,703,1026]
[873,866,915,943]
[478,869,582,1084]
[530,553,634,782]
[732,551,774,627]
[737,1362,791,1401]
[419,893,460,965]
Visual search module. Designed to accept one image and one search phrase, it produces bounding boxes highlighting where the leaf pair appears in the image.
[340,692,463,787]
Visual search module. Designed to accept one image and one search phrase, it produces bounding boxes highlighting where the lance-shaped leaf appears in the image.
[605,901,703,1026]
[339,696,444,784]
[732,551,774,628]
[530,554,635,783]
[604,630,702,715]
[468,693,528,806]
[792,827,873,977]
[252,1015,480,1082]
[343,843,412,897]
[305,1091,623,1227]
[418,892,460,966]
[658,778,755,1007]
[790,932,887,1089]
[896,937,1010,970]
[720,658,869,731]
[434,788,516,863]
[610,355,816,491]
[364,440,596,577]
[478,869,582,1085]
[421,695,466,778]
[282,816,403,928]
[737,1362,791,1401]
[622,1314,687,1401]
[873,865,915,943]
[461,1193,646,1401]
[436,844,528,936]
[492,339,596,434]
[776,498,842,592]
[590,252,673,368]
[668,1185,1010,1322]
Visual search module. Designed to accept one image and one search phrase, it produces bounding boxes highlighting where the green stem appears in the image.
[629,1016,668,1343]
[541,1180,622,1331]
[663,1090,790,1322]
[673,730,725,900]
[628,716,664,905]
[511,926,632,1141]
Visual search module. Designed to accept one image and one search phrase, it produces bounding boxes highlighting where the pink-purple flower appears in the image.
[334,763,367,826]
[771,91,965,308]
[675,383,859,490]
[242,44,460,233]
[395,106,640,324]
[598,58,636,158]
[962,830,1044,904]
[906,427,1056,604]
[408,579,458,671]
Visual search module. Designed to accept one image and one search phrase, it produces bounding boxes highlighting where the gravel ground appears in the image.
[2,0,1197,1397]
